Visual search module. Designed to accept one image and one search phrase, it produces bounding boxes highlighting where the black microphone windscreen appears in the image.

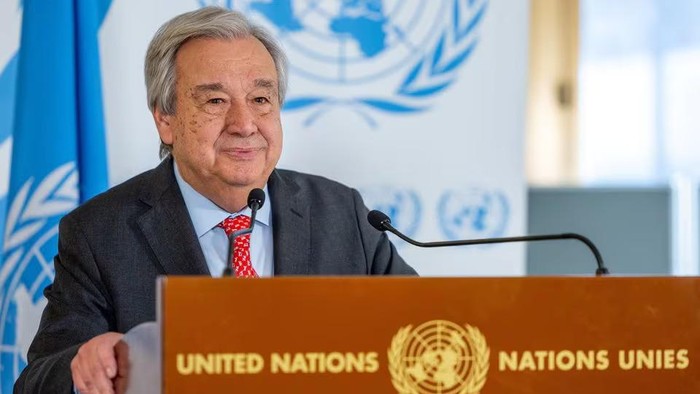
[247,188,266,209]
[367,210,391,231]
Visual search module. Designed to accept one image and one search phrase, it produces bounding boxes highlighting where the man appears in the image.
[14,7,415,394]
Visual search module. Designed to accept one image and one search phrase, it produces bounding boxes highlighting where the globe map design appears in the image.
[238,0,448,83]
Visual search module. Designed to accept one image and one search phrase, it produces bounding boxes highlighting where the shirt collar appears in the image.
[173,161,272,237]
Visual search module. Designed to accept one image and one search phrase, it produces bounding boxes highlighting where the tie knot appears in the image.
[217,215,251,236]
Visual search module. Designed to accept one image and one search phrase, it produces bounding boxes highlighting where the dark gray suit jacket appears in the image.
[14,157,415,393]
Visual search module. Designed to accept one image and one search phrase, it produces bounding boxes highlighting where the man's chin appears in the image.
[223,169,270,189]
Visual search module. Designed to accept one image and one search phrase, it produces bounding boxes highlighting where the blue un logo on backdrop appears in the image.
[201,0,488,124]
[438,188,509,241]
[361,187,509,244]
[360,186,421,240]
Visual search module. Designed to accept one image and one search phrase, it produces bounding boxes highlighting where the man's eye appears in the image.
[254,97,270,104]
[208,98,225,104]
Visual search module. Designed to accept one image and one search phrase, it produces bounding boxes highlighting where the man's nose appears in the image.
[225,102,256,136]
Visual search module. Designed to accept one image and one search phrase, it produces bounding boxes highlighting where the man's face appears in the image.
[155,36,282,207]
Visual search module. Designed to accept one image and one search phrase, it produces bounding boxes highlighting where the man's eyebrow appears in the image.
[193,83,225,93]
[254,79,276,90]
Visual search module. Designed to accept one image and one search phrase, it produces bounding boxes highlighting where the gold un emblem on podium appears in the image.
[388,320,490,394]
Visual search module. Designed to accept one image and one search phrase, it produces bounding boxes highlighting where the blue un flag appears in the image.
[1,1,111,390]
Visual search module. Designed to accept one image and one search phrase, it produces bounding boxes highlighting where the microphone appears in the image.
[367,210,609,276]
[247,188,265,224]
[222,188,266,277]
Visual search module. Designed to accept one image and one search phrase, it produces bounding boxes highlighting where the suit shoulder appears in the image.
[275,169,357,195]
[62,165,163,225]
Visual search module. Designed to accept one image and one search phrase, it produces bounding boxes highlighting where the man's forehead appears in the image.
[175,37,278,94]
[177,36,273,63]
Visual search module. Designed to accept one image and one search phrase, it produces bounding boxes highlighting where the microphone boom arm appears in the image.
[379,218,609,276]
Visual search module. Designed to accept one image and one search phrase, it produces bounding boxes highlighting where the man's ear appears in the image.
[153,108,174,145]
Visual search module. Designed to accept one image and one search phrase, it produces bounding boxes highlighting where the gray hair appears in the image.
[145,7,288,158]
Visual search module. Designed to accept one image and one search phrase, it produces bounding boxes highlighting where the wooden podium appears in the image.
[119,277,700,393]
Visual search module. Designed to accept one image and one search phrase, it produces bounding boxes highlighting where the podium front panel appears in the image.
[159,277,700,393]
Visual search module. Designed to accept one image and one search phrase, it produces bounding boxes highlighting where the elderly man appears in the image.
[15,7,414,393]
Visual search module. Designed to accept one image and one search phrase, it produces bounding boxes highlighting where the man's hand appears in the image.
[71,332,124,394]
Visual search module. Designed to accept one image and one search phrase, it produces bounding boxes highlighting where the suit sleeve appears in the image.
[14,214,115,393]
[351,189,418,276]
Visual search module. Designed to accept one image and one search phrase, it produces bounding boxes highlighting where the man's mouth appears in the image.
[221,147,264,159]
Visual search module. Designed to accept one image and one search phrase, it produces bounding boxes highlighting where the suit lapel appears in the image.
[136,158,210,276]
[269,170,311,275]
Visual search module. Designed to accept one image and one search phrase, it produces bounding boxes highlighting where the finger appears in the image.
[87,342,115,394]
[113,341,130,394]
[93,343,117,394]
[97,340,119,379]
[115,340,130,378]
[71,357,91,393]
[114,375,127,394]
[75,344,101,393]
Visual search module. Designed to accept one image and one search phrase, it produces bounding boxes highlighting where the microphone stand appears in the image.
[222,189,265,277]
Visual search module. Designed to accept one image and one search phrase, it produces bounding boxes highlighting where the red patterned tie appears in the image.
[217,215,258,278]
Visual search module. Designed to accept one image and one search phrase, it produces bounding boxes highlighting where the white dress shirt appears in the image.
[173,163,274,277]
